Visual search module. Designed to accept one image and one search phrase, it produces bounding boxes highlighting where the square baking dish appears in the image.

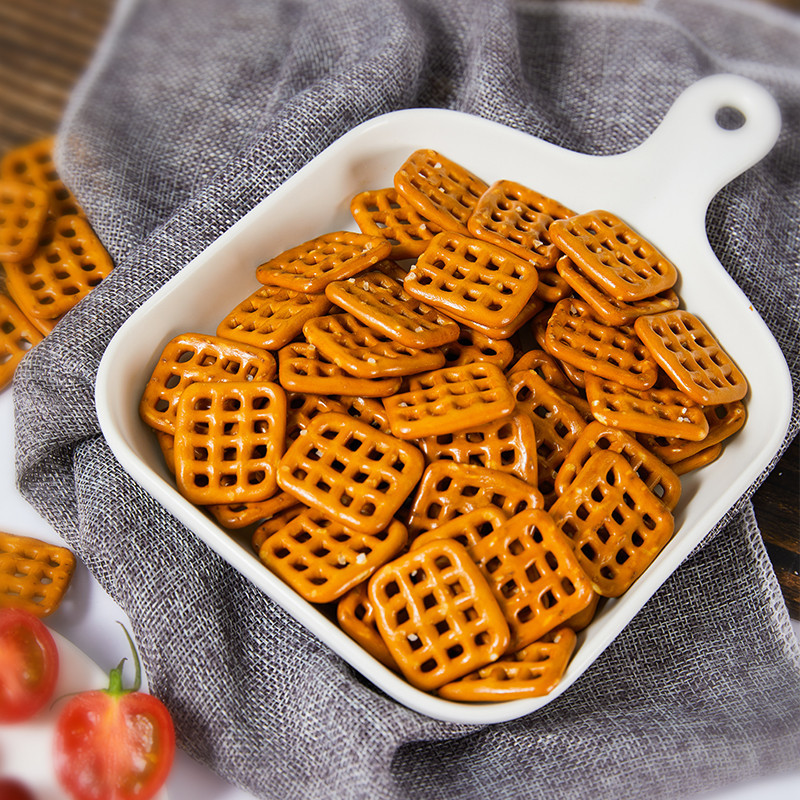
[96,74,792,723]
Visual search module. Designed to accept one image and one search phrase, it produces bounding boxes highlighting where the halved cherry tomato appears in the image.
[53,625,175,800]
[0,608,59,723]
[0,777,36,800]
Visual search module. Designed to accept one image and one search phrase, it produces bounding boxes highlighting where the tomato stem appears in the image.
[106,624,142,696]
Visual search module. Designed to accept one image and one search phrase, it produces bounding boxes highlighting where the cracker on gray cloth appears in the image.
[13,0,800,798]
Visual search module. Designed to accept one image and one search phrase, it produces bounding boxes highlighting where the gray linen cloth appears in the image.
[12,0,800,797]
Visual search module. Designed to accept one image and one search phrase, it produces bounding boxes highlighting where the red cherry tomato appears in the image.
[0,777,36,800]
[0,608,59,723]
[53,626,175,800]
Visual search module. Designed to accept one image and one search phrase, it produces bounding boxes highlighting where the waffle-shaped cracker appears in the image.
[446,291,544,340]
[255,231,391,294]
[325,270,459,349]
[368,538,510,690]
[206,492,301,530]
[277,341,401,397]
[508,369,586,505]
[406,461,543,538]
[285,391,348,442]
[404,232,538,330]
[0,293,43,390]
[331,394,393,435]
[303,313,444,379]
[467,180,575,268]
[394,149,488,235]
[0,181,49,262]
[534,268,572,303]
[548,210,678,301]
[544,298,658,390]
[466,510,594,651]
[382,362,516,440]
[584,375,709,441]
[140,333,277,434]
[549,451,674,597]
[337,582,399,670]
[0,137,82,218]
[258,506,407,604]
[634,310,748,405]
[3,283,62,336]
[437,626,576,701]
[409,507,508,552]
[174,381,287,505]
[638,401,746,465]
[216,285,331,350]
[672,443,723,475]
[350,187,441,260]
[556,255,679,327]
[4,215,114,320]
[555,421,681,510]
[277,412,424,534]
[417,409,538,484]
[506,349,575,395]
[0,531,76,617]
[440,327,515,369]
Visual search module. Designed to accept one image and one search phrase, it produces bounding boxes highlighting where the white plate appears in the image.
[0,629,168,799]
[95,74,792,724]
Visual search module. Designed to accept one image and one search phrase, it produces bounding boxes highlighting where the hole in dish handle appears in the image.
[630,74,781,208]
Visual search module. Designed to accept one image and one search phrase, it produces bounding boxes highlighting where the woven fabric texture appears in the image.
[12,0,800,798]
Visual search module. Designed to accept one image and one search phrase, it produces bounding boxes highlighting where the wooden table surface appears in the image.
[1,0,798,617]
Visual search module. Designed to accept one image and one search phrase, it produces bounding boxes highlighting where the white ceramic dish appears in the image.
[96,74,791,724]
[0,630,168,799]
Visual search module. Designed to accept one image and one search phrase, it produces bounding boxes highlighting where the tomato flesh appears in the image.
[0,777,36,800]
[0,608,59,723]
[54,689,175,800]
